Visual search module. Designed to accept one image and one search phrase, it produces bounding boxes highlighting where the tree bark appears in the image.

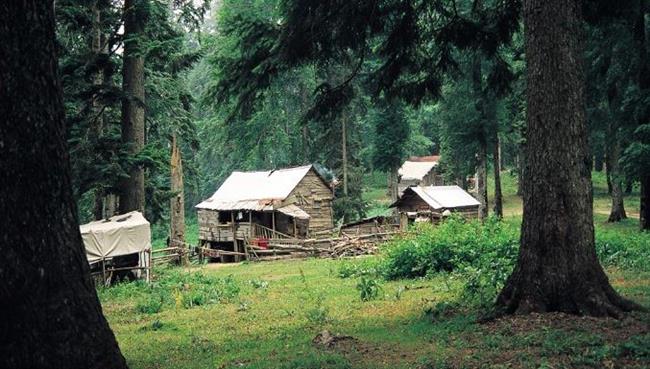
[606,125,627,222]
[170,134,186,264]
[119,0,147,214]
[341,110,349,196]
[634,0,649,230]
[91,0,109,220]
[476,141,489,220]
[0,1,128,367]
[496,0,640,317]
[493,134,503,219]
[641,176,650,230]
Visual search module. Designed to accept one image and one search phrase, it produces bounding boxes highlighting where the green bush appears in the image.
[380,216,519,280]
[356,277,382,301]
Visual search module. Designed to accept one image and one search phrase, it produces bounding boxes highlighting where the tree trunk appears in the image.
[516,151,524,196]
[606,125,627,222]
[496,0,639,316]
[634,0,649,230]
[0,2,128,367]
[594,152,604,172]
[476,141,489,220]
[341,110,349,196]
[388,167,399,202]
[170,135,186,264]
[119,0,146,214]
[493,134,503,219]
[92,0,108,220]
[641,176,650,230]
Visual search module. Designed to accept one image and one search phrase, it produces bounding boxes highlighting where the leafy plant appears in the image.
[356,277,382,301]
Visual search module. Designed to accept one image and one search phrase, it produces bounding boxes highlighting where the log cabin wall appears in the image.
[282,168,334,234]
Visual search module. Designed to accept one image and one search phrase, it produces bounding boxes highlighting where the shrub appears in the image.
[305,295,330,326]
[380,216,519,280]
[356,277,382,301]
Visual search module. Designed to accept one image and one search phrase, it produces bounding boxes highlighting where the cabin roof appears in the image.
[196,165,328,211]
[391,185,480,210]
[398,156,440,181]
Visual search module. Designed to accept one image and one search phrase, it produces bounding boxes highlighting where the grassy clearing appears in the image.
[104,170,648,368]
[102,258,650,369]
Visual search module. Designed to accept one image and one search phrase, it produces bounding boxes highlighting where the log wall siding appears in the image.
[282,169,334,233]
[198,168,334,244]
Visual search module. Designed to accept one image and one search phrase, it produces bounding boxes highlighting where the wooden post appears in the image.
[272,211,276,233]
[293,217,297,237]
[231,211,239,262]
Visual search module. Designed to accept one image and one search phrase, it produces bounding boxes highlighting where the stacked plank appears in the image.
[245,232,397,260]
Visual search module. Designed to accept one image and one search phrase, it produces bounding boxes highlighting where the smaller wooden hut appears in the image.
[397,156,444,197]
[390,185,480,227]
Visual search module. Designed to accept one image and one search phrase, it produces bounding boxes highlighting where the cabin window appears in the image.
[218,211,230,224]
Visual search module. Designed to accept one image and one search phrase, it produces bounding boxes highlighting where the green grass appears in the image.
[102,259,650,369]
[121,169,649,368]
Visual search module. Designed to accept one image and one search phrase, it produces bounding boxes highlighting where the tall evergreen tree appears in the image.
[0,1,127,367]
[496,0,639,316]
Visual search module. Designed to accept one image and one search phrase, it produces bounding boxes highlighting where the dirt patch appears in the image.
[441,312,650,369]
[314,330,425,367]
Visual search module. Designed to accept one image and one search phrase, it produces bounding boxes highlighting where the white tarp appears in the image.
[80,211,151,263]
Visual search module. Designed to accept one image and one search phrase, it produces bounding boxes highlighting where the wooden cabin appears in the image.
[195,165,334,261]
[397,156,445,197]
[390,185,480,227]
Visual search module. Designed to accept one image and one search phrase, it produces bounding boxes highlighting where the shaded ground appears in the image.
[101,259,649,369]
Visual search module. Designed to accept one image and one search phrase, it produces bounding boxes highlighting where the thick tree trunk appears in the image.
[496,0,639,316]
[493,134,503,219]
[170,135,186,264]
[0,1,128,367]
[476,141,489,220]
[606,127,627,222]
[119,0,146,214]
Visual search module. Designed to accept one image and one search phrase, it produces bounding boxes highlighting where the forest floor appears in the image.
[103,171,649,369]
[101,259,649,369]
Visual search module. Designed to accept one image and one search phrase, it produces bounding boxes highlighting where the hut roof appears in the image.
[196,165,328,211]
[398,156,440,180]
[391,185,480,210]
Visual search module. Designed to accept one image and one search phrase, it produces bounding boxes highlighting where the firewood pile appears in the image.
[246,232,397,260]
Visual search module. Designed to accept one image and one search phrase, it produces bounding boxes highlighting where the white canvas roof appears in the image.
[398,160,438,181]
[80,211,151,262]
[398,185,480,210]
[196,165,316,211]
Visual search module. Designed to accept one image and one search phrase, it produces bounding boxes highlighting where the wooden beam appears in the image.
[272,211,276,233]
[231,211,239,262]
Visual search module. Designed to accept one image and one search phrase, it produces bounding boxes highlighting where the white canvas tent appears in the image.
[80,211,151,281]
